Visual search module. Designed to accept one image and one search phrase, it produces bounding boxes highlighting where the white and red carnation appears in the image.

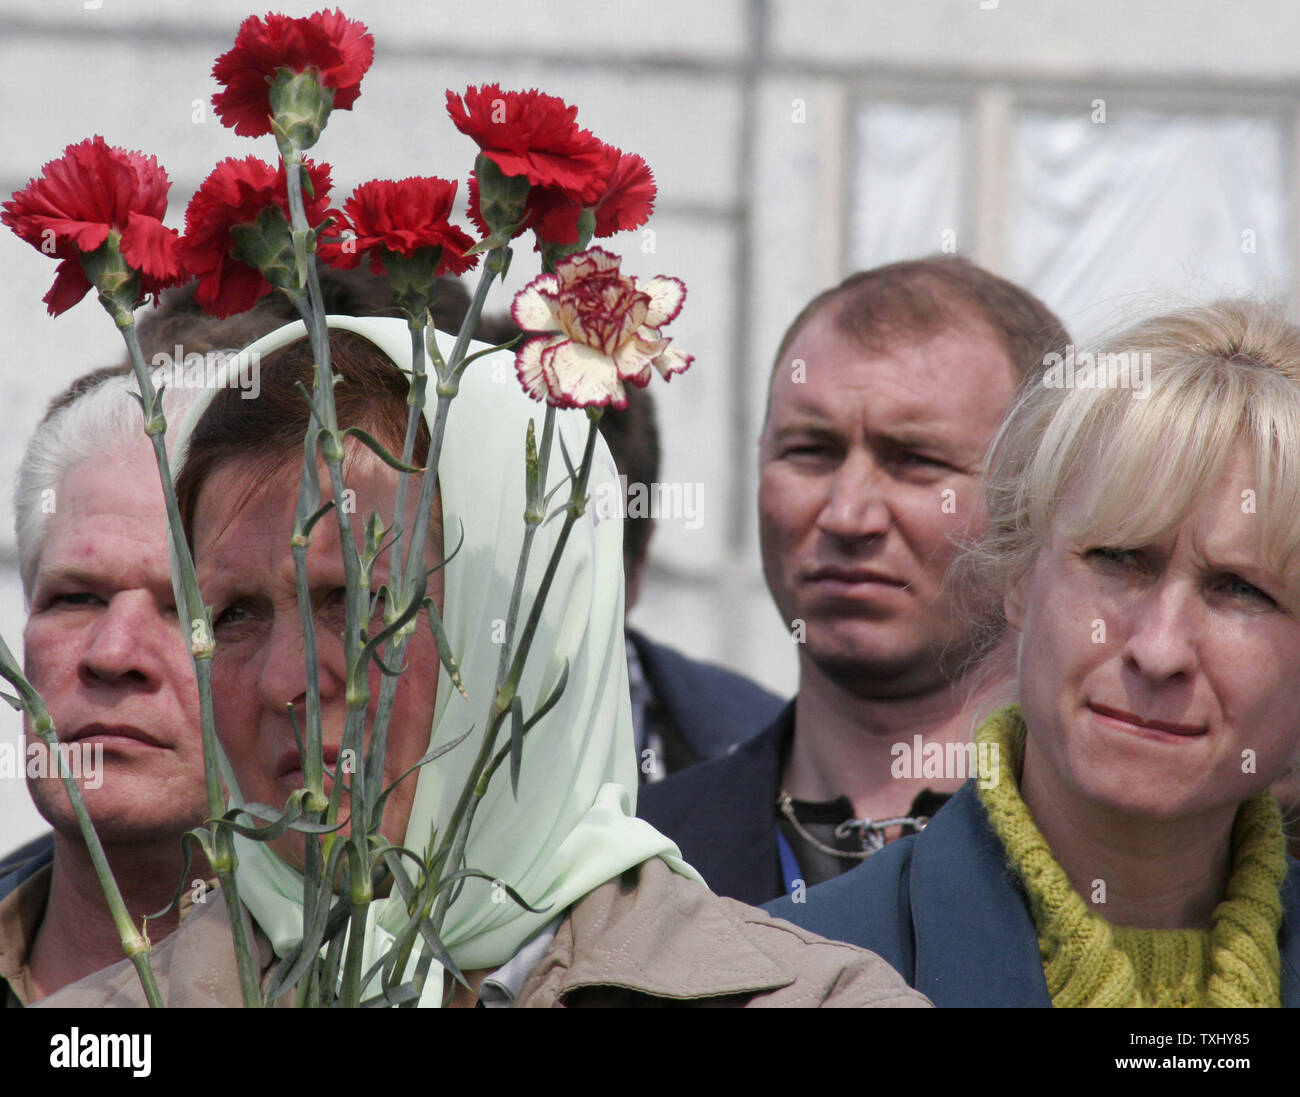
[511,247,691,409]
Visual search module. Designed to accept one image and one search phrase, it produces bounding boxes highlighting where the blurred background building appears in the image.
[2,0,1298,843]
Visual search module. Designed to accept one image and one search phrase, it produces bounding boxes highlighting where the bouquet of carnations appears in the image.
[0,8,691,1007]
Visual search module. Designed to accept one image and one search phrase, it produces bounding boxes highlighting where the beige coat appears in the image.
[37,858,929,1008]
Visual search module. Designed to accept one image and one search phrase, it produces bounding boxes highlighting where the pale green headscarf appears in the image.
[173,314,699,1005]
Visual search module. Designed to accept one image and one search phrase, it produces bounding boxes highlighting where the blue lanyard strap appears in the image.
[776,827,802,898]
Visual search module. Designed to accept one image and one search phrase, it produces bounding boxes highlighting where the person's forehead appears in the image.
[191,456,301,556]
[193,450,411,559]
[38,454,169,580]
[769,314,1018,432]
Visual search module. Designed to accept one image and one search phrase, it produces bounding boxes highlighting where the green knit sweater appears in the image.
[974,706,1287,1008]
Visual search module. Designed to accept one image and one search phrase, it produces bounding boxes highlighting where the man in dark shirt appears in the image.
[638,257,1070,905]
[597,388,785,782]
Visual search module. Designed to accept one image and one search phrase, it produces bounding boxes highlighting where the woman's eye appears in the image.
[315,588,350,626]
[213,604,253,629]
[1087,546,1137,566]
[1220,574,1276,606]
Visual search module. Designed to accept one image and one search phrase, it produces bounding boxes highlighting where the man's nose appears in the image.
[78,592,166,688]
[815,451,892,542]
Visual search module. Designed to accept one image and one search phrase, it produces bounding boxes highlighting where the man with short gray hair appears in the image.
[0,372,210,1005]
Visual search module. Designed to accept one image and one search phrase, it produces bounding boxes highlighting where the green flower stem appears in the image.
[448,246,507,379]
[366,252,504,799]
[339,847,371,1008]
[398,246,506,601]
[115,318,264,1007]
[494,407,556,686]
[0,635,163,1007]
[284,151,375,1007]
[385,322,430,597]
[367,252,507,943]
[363,321,430,800]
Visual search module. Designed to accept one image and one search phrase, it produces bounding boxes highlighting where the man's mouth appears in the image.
[63,723,167,749]
[805,565,906,586]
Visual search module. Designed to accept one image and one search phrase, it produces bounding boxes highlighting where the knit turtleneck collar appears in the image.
[974,706,1287,1008]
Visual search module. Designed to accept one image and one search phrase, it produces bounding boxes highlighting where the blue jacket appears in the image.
[0,833,54,903]
[638,702,793,907]
[627,628,784,767]
[764,781,1300,1007]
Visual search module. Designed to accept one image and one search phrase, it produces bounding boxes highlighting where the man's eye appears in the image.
[50,592,103,608]
[782,444,833,459]
[894,451,946,469]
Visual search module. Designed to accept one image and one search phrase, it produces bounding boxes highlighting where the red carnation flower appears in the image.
[212,8,374,137]
[446,84,610,200]
[182,155,333,318]
[467,145,656,250]
[1,136,185,316]
[320,177,478,277]
[527,148,656,246]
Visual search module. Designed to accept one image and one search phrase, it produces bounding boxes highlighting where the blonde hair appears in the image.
[953,298,1300,653]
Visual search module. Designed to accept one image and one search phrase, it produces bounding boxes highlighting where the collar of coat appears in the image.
[517,857,800,1005]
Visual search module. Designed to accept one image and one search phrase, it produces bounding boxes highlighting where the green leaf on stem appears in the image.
[421,596,467,699]
[266,843,351,999]
[509,694,525,798]
[453,334,523,379]
[431,868,552,914]
[142,828,207,923]
[220,794,340,840]
[485,660,568,787]
[557,430,577,484]
[361,984,422,1007]
[369,727,473,832]
[341,426,425,473]
[296,498,336,541]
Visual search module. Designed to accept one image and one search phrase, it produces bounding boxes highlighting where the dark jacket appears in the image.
[627,628,784,768]
[0,834,54,903]
[637,702,793,907]
[764,781,1300,1007]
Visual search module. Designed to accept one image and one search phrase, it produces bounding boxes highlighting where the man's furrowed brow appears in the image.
[768,417,839,441]
[33,563,102,592]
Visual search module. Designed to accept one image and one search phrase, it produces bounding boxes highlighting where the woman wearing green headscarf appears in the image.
[37,316,927,1008]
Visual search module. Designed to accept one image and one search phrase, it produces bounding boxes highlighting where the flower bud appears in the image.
[380,248,445,326]
[79,231,142,324]
[473,154,531,242]
[268,68,335,154]
[228,205,303,298]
